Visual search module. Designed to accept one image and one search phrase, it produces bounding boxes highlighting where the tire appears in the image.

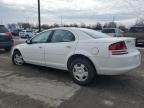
[26,35,29,39]
[69,58,96,85]
[12,51,24,65]
[5,47,11,51]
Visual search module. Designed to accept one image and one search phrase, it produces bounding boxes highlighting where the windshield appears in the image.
[80,28,111,39]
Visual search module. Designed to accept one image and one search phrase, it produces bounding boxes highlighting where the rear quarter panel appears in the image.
[75,40,111,58]
[74,41,112,71]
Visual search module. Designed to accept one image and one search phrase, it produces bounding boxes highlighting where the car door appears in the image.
[44,29,77,69]
[22,31,52,65]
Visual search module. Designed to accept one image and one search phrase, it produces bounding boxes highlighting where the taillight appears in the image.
[5,32,12,37]
[109,41,128,55]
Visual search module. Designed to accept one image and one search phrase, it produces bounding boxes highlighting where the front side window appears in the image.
[31,31,52,43]
[51,30,75,42]
[27,30,33,33]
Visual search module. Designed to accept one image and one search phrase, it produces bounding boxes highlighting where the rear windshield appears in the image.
[80,28,110,39]
[102,29,115,33]
[129,27,144,32]
[0,25,4,27]
[0,27,9,33]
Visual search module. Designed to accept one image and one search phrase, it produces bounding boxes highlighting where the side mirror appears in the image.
[26,39,31,44]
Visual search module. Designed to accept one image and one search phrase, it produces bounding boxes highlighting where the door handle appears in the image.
[66,46,72,48]
[38,46,42,48]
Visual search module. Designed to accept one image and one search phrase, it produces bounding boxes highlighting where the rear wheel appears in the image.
[69,58,96,85]
[12,51,24,65]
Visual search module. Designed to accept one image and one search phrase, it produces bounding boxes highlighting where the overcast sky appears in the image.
[0,0,144,26]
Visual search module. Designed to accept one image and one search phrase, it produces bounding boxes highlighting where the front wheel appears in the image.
[12,51,24,65]
[69,58,96,85]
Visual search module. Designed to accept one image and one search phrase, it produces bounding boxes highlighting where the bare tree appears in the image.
[93,22,102,30]
[7,24,16,30]
[80,23,86,28]
[135,18,144,26]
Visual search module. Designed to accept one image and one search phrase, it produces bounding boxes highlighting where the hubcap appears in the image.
[73,63,88,81]
[14,54,24,65]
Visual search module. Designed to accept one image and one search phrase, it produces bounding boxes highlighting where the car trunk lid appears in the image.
[124,38,136,50]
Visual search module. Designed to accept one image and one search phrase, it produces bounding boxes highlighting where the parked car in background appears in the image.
[128,26,144,47]
[34,29,40,35]
[0,25,13,51]
[19,30,35,39]
[12,29,22,36]
[129,26,144,33]
[102,28,124,37]
[12,27,141,85]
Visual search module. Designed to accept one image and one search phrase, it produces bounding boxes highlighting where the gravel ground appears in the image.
[0,38,144,108]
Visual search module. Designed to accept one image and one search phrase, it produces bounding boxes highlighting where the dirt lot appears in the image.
[0,38,144,108]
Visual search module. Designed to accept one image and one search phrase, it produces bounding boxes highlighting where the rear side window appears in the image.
[51,30,75,42]
[0,27,9,33]
[102,29,115,33]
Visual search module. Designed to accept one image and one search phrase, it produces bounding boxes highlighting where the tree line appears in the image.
[7,22,129,32]
[7,18,144,32]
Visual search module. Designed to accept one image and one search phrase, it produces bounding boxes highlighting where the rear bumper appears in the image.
[91,50,141,75]
[0,40,14,48]
[97,63,140,75]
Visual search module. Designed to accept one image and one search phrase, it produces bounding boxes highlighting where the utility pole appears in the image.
[38,0,41,32]
[0,18,3,25]
[61,16,63,27]
[112,16,115,22]
[25,17,29,23]
[136,17,139,25]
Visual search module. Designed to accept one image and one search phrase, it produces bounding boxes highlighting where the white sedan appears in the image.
[19,30,35,39]
[12,27,141,85]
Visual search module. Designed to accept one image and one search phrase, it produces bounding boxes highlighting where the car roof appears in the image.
[45,27,95,31]
[102,28,118,30]
[47,27,75,30]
